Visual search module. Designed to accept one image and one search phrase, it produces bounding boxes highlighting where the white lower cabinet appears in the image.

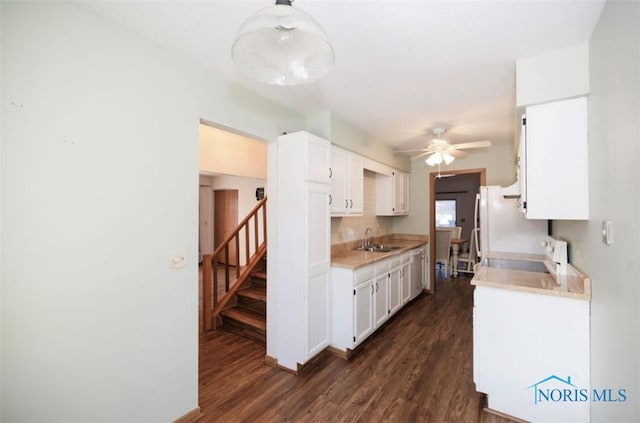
[331,247,425,351]
[353,280,374,345]
[473,286,590,422]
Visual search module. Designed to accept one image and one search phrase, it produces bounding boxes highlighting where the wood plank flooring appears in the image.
[198,275,515,423]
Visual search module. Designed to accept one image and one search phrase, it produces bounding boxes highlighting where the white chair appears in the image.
[435,229,452,277]
[458,228,479,274]
[450,226,462,239]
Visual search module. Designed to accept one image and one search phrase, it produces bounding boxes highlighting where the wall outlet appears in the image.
[169,249,187,269]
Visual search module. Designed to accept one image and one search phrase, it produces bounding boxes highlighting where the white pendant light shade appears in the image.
[425,151,455,167]
[426,153,443,166]
[442,152,455,165]
[231,1,334,86]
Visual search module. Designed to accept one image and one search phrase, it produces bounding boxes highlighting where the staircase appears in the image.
[201,196,268,345]
[219,259,267,344]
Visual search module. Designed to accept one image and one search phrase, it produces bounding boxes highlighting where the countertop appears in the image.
[471,251,591,301]
[331,234,428,269]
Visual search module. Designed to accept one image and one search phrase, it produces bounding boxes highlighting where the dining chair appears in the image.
[451,226,462,239]
[435,229,452,277]
[458,228,479,274]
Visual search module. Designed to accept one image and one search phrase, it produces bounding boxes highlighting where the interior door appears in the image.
[199,186,214,261]
[214,189,238,266]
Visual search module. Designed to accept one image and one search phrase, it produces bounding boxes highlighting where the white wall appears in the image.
[394,143,515,235]
[0,2,304,422]
[516,42,590,107]
[199,124,267,180]
[553,2,640,421]
[306,111,411,172]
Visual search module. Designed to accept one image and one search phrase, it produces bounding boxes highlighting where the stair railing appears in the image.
[202,196,267,331]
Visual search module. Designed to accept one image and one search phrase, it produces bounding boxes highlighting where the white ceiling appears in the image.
[74,0,605,150]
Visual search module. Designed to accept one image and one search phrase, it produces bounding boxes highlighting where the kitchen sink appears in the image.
[355,245,402,253]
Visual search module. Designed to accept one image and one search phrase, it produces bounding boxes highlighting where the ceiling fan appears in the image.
[395,127,492,166]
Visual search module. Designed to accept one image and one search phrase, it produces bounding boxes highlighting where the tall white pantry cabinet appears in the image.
[271,131,332,371]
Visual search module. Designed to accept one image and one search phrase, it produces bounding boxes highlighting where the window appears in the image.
[436,200,456,227]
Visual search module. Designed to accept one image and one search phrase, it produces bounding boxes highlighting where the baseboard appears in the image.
[483,406,529,423]
[172,407,201,423]
[326,346,352,360]
[264,354,278,368]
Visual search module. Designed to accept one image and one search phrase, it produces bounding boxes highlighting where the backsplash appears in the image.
[331,170,394,244]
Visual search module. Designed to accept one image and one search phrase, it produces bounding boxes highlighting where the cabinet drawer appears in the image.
[374,260,390,275]
[389,256,402,270]
[354,266,374,285]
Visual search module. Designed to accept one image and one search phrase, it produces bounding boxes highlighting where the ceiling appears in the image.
[74,0,605,150]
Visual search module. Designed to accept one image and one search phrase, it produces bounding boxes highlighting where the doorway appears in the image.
[429,168,485,293]
[214,189,239,266]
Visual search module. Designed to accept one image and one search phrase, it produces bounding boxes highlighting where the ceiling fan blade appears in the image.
[410,151,432,160]
[450,140,492,150]
[394,148,431,154]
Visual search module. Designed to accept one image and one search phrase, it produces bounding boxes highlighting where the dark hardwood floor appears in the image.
[198,274,514,423]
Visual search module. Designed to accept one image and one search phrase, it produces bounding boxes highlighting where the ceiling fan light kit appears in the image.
[395,126,492,167]
[231,0,334,86]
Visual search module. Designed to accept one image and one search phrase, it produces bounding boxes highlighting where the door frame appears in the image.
[429,168,486,293]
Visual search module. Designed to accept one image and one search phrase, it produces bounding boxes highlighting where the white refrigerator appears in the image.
[475,185,547,258]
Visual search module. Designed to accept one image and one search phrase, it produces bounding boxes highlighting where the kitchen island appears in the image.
[471,252,591,422]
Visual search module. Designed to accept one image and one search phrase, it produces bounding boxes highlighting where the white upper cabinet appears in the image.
[375,170,410,216]
[330,146,363,216]
[523,96,589,220]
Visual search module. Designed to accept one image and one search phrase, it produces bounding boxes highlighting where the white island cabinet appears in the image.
[331,247,424,352]
[271,131,331,371]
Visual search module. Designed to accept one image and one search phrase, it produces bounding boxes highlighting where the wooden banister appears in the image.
[202,196,267,331]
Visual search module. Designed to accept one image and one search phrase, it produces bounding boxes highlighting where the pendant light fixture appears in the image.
[231,0,335,86]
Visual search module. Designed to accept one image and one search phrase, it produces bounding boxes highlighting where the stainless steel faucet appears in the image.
[365,227,373,247]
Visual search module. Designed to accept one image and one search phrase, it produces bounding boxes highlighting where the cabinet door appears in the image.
[306,133,331,184]
[330,148,348,214]
[305,182,331,358]
[525,97,588,219]
[373,273,389,327]
[349,154,364,214]
[354,281,374,345]
[393,171,403,214]
[402,172,410,214]
[389,267,402,315]
[401,262,411,304]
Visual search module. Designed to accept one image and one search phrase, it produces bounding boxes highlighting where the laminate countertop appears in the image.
[471,251,591,301]
[331,234,428,269]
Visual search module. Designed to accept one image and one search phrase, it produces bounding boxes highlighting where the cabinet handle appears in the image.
[349,199,353,208]
[376,282,379,292]
[371,285,374,295]
[329,167,332,178]
[345,200,348,208]
[329,194,332,205]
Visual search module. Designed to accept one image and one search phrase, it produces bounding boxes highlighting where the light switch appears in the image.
[602,220,613,245]
[169,249,188,269]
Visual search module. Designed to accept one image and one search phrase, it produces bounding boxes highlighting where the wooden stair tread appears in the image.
[237,286,266,302]
[221,308,266,331]
[251,270,267,280]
